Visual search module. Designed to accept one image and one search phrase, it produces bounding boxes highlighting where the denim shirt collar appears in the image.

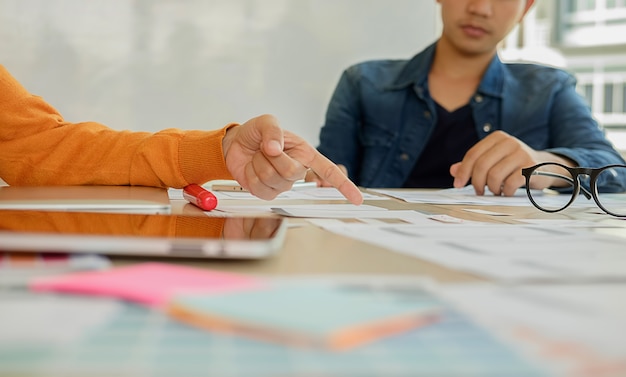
[386,41,505,100]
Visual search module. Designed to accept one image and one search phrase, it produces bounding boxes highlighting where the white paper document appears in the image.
[169,186,386,202]
[211,203,385,216]
[370,186,598,208]
[275,209,436,222]
[309,219,626,282]
[0,293,123,346]
[439,283,626,377]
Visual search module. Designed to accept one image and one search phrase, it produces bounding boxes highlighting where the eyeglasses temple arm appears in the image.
[530,171,592,199]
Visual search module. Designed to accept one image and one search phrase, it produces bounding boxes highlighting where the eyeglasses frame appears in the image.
[521,162,626,217]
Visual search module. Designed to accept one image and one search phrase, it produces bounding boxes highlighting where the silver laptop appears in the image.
[0,210,286,259]
[0,186,171,214]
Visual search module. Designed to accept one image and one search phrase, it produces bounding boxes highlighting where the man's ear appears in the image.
[522,0,536,17]
[517,0,535,23]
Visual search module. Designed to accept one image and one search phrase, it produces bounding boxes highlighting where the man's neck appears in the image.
[430,38,495,80]
[427,39,496,111]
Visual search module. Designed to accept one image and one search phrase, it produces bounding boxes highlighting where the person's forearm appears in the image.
[1,118,234,187]
[0,65,234,187]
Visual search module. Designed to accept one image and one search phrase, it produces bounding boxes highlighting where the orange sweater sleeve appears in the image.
[0,65,235,188]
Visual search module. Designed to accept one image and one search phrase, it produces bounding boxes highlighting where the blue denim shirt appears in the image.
[317,43,626,191]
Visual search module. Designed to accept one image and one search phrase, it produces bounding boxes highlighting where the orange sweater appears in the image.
[0,65,234,188]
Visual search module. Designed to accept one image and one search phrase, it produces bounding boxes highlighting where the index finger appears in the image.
[308,152,363,205]
[452,137,497,192]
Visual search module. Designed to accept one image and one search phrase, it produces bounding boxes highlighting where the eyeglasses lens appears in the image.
[527,163,575,212]
[596,166,626,217]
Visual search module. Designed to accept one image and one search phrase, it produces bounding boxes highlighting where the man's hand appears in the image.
[449,131,574,196]
[222,114,363,205]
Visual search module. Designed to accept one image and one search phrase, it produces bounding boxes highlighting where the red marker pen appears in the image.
[183,184,218,211]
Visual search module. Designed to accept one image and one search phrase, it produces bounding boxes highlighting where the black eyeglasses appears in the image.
[521,162,626,218]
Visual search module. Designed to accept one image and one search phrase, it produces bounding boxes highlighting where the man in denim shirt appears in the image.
[307,0,626,196]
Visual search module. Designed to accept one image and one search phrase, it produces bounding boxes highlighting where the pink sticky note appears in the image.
[30,262,264,308]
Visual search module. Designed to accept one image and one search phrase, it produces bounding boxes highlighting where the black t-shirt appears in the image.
[403,102,479,188]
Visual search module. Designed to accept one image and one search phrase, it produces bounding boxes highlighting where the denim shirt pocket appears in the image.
[359,118,396,147]
[358,118,398,185]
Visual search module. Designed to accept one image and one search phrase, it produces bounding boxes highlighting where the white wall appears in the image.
[0,0,437,145]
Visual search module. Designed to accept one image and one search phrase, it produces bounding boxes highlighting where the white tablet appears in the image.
[0,210,287,259]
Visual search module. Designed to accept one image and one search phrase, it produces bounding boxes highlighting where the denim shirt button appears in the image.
[400,153,410,161]
[482,123,492,133]
[474,94,483,103]
[424,111,431,119]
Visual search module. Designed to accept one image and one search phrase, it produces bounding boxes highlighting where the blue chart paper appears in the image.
[0,285,549,377]
[168,282,443,350]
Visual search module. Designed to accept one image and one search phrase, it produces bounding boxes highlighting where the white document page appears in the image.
[216,204,386,216]
[0,293,123,346]
[370,186,597,208]
[273,209,435,222]
[169,187,386,201]
[308,219,626,282]
[439,283,626,377]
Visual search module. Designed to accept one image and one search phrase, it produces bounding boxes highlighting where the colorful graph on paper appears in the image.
[0,287,549,377]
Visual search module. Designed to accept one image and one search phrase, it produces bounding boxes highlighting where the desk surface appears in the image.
[105,189,622,285]
[3,186,626,377]
[4,185,625,282]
